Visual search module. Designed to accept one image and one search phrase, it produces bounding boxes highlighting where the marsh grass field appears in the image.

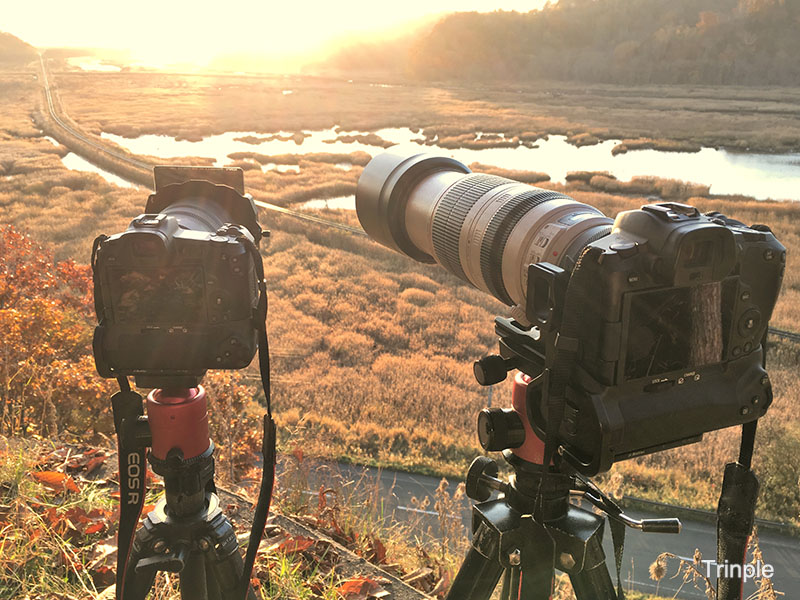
[1,64,799,530]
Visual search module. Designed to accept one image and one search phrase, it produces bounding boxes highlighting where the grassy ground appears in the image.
[0,436,461,599]
[1,66,799,536]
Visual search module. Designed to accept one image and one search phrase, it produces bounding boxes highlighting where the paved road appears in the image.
[286,460,799,599]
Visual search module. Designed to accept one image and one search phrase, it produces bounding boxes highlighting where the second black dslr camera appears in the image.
[357,149,785,475]
[92,166,266,389]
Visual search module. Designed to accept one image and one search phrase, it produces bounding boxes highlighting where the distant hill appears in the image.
[0,32,37,67]
[324,0,800,86]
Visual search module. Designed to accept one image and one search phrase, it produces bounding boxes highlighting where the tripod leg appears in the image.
[180,551,209,600]
[122,528,158,600]
[445,546,505,600]
[500,566,521,600]
[206,549,256,600]
[205,560,223,600]
[569,563,618,600]
[500,567,511,600]
[202,514,257,600]
[518,557,554,600]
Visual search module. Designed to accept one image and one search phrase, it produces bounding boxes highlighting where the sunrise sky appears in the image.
[6,1,550,69]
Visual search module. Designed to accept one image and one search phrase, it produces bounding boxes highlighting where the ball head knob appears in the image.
[474,355,509,386]
[477,408,526,451]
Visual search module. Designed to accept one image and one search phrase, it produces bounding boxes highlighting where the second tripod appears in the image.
[445,373,681,600]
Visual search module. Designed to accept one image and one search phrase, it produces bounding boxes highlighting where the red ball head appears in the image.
[146,386,211,461]
[510,372,549,465]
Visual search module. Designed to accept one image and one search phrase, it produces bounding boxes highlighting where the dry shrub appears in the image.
[612,137,702,156]
[203,371,261,484]
[587,174,710,200]
[567,132,601,146]
[0,226,115,438]
[400,287,436,307]
[325,331,375,367]
[324,133,393,148]
[565,170,615,183]
[226,159,261,171]
[394,272,440,293]
[468,162,551,184]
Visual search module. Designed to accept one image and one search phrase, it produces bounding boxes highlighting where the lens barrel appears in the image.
[356,149,613,309]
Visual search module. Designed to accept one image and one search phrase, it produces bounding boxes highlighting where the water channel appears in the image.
[92,126,800,202]
[60,152,140,189]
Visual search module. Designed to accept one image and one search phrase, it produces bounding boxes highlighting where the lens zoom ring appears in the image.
[480,189,572,305]
[431,174,511,281]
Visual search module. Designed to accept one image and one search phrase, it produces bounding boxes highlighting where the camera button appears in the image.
[738,309,761,337]
[644,379,674,393]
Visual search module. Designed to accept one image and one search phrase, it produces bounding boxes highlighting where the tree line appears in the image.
[326,0,800,86]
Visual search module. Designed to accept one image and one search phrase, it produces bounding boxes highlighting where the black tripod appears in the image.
[446,449,680,600]
[444,342,682,600]
[449,453,614,600]
[121,445,256,600]
[112,385,264,600]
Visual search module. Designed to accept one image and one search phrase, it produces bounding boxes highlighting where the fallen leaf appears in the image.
[90,564,116,588]
[84,522,106,535]
[270,535,316,555]
[368,536,387,564]
[87,538,118,571]
[31,470,80,494]
[337,577,384,600]
[85,455,106,474]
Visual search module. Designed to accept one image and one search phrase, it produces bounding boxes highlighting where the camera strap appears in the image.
[93,237,149,599]
[110,378,147,600]
[716,332,766,600]
[238,240,276,600]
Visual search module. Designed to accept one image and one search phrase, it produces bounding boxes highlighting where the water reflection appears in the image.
[61,153,139,188]
[102,127,800,201]
[66,58,122,72]
[263,163,300,173]
[298,196,356,210]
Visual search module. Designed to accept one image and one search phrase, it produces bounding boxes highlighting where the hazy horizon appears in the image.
[5,1,550,72]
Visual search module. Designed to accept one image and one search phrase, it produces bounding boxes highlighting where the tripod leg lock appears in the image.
[134,545,188,576]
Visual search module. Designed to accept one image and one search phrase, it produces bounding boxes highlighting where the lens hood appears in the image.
[356,148,470,262]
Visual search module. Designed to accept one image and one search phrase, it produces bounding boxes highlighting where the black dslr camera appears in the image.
[92,166,266,389]
[519,202,785,474]
[357,150,785,475]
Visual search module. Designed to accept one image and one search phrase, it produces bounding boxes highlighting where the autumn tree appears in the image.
[0,226,114,437]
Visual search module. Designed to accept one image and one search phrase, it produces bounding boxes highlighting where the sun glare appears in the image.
[6,0,549,71]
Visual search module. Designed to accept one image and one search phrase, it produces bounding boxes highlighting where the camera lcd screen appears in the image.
[110,267,206,324]
[623,283,730,381]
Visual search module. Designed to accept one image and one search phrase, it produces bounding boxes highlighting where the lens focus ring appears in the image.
[431,174,511,281]
[480,189,572,304]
